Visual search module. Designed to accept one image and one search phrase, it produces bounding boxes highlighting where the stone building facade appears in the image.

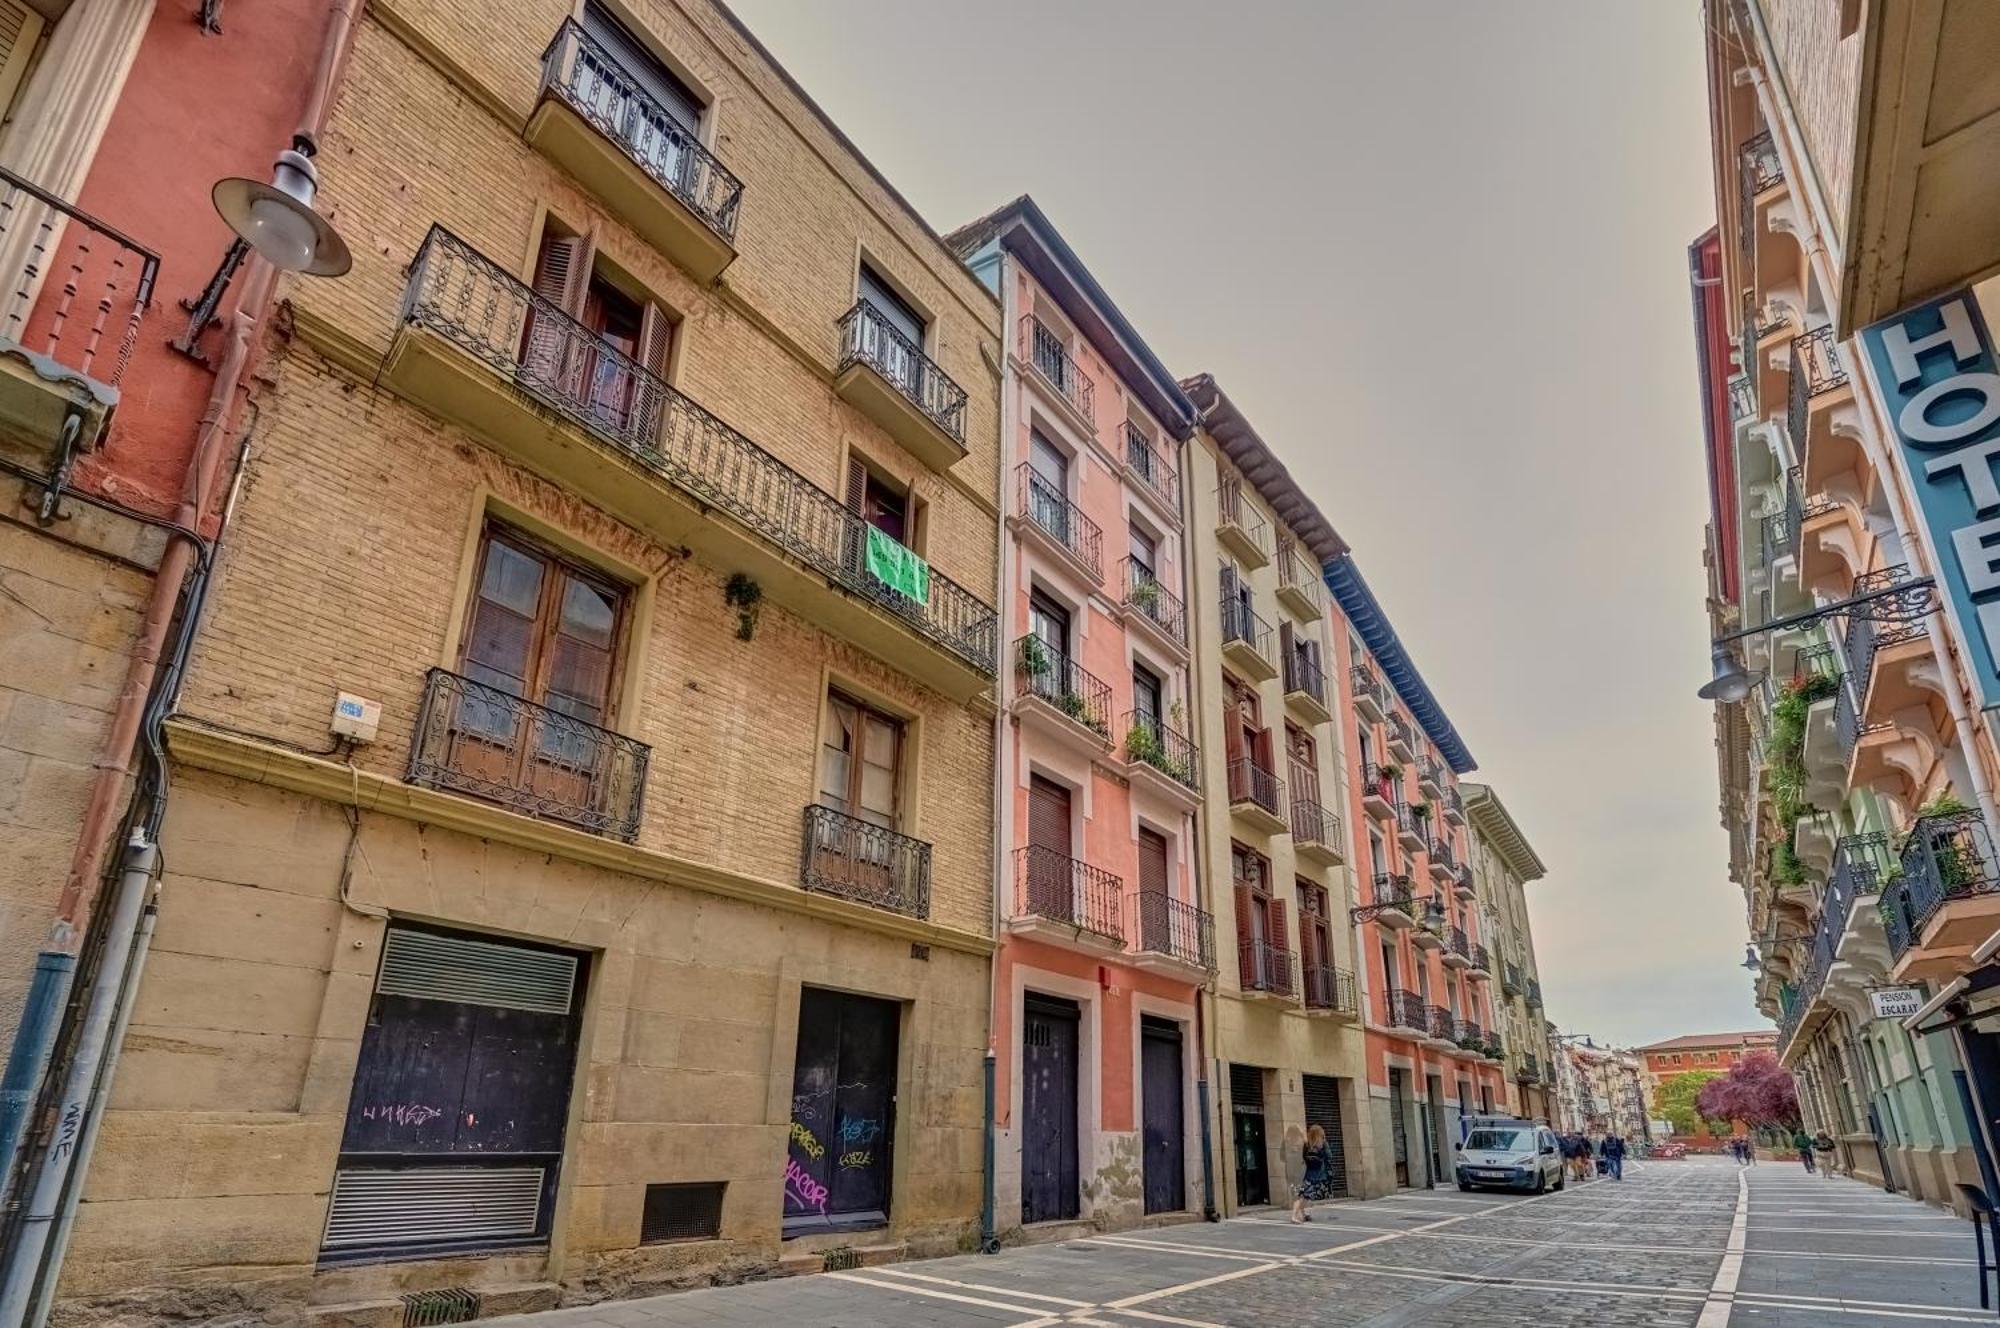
[1461,783,1554,1123]
[49,0,1007,1319]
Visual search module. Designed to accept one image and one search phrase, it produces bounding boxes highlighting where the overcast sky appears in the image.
[728,0,1748,1047]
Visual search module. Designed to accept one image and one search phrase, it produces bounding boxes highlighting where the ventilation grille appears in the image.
[641,1181,725,1244]
[402,1288,480,1327]
[323,1166,545,1249]
[822,1246,860,1271]
[377,928,577,1014]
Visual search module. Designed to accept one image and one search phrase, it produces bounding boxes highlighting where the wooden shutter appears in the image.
[1268,896,1287,956]
[1138,829,1168,896]
[532,233,590,314]
[0,1,41,120]
[846,457,868,513]
[1279,619,1293,669]
[1297,892,1320,971]
[1028,775,1070,856]
[1234,883,1255,987]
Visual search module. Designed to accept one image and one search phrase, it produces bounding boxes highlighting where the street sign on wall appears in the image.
[1869,986,1925,1020]
[1859,287,2000,707]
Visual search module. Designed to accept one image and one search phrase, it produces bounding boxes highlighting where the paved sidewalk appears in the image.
[490,1157,1992,1326]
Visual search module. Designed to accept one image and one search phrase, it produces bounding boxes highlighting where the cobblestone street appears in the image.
[495,1158,1993,1327]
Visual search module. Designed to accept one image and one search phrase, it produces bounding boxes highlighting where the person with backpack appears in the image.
[1601,1132,1626,1181]
[1813,1129,1837,1177]
[1791,1126,1815,1172]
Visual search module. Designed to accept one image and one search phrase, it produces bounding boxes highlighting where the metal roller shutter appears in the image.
[375,927,578,1014]
[1302,1074,1349,1197]
[322,1166,545,1249]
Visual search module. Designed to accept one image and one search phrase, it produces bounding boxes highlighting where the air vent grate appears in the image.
[377,927,578,1014]
[641,1181,725,1244]
[822,1246,860,1271]
[323,1165,544,1249]
[402,1288,480,1327]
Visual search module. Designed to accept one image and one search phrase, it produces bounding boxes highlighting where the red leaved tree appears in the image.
[1696,1052,1801,1129]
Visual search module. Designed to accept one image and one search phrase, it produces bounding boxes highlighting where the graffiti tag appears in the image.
[838,1150,872,1170]
[359,1102,445,1128]
[784,1156,828,1213]
[790,1120,825,1159]
[837,1117,882,1146]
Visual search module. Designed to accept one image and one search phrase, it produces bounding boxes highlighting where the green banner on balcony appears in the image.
[866,525,930,603]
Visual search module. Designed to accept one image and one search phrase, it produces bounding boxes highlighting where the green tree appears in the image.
[1655,1070,1726,1135]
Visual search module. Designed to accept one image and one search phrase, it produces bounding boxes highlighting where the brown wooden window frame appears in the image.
[818,687,908,833]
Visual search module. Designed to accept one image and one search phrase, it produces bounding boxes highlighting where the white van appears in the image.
[1455,1121,1564,1193]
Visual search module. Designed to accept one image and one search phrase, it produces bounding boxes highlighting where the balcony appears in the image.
[1885,808,2000,981]
[1013,462,1103,583]
[1386,713,1419,762]
[1467,943,1492,981]
[1501,960,1521,998]
[1021,315,1095,431]
[1121,708,1199,810]
[1013,636,1112,756]
[1131,892,1215,975]
[1440,784,1464,827]
[407,667,650,842]
[385,229,997,700]
[1790,325,1854,488]
[1442,925,1472,970]
[1303,963,1357,1018]
[1219,589,1279,682]
[1282,643,1331,725]
[1411,911,1444,952]
[1350,663,1391,723]
[1782,833,1893,1057]
[1012,845,1125,952]
[1366,873,1415,929]
[1122,422,1179,523]
[1453,1017,1485,1055]
[835,300,968,473]
[1361,764,1399,822]
[1515,1056,1541,1086]
[1238,939,1297,1000]
[1380,988,1427,1036]
[1290,798,1345,868]
[1738,129,1785,270]
[1424,1005,1457,1048]
[1394,802,1427,854]
[0,166,158,462]
[1728,374,1755,422]
[1215,478,1271,568]
[1427,836,1458,885]
[1227,756,1287,836]
[1841,566,1934,724]
[1117,557,1187,658]
[1525,978,1542,1009]
[530,20,742,281]
[1452,864,1475,901]
[1416,757,1444,799]
[800,804,931,919]
[1275,541,1324,621]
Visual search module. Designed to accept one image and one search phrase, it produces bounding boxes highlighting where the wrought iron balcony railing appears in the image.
[1123,708,1199,792]
[1426,1005,1455,1040]
[1276,541,1324,612]
[1728,374,1755,422]
[1470,942,1491,973]
[1015,635,1111,740]
[1124,421,1178,510]
[1439,784,1464,822]
[1795,641,1841,686]
[1283,642,1326,708]
[1017,462,1103,578]
[1381,987,1426,1031]
[1014,845,1124,943]
[1290,797,1342,851]
[407,667,650,841]
[1389,712,1420,755]
[1303,963,1356,1014]
[1119,557,1186,644]
[1454,1017,1485,1048]
[1215,478,1271,556]
[1134,892,1215,970]
[838,299,968,444]
[1526,978,1543,1008]
[1516,1056,1541,1084]
[1239,939,1297,997]
[1430,836,1458,873]
[0,163,159,390]
[1370,872,1413,914]
[1022,315,1094,419]
[1394,800,1426,843]
[1502,960,1522,996]
[540,20,743,242]
[1893,808,2000,956]
[400,228,997,675]
[1786,325,1848,456]
[800,804,931,919]
[1220,589,1274,663]
[1840,565,1927,684]
[1738,129,1783,264]
[1446,926,1471,963]
[1227,756,1284,820]
[1350,662,1392,716]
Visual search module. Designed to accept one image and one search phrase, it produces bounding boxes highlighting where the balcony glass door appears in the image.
[815,692,905,904]
[859,264,924,394]
[1027,775,1073,923]
[1028,431,1070,543]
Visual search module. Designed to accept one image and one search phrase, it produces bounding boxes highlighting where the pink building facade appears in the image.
[951,200,1211,1232]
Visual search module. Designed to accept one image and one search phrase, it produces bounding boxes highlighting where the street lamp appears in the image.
[1699,573,1938,701]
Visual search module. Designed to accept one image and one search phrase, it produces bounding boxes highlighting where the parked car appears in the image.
[1455,1122,1564,1193]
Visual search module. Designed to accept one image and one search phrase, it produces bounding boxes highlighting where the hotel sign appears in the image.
[1868,986,1925,1021]
[1860,289,2000,708]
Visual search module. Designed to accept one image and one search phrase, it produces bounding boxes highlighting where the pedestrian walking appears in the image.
[1572,1133,1594,1183]
[1791,1127,1815,1172]
[1813,1129,1837,1178]
[1290,1123,1334,1223]
[1602,1132,1625,1181]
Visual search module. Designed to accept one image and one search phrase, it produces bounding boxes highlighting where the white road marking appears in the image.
[822,1270,1054,1315]
[1696,1165,1751,1328]
[869,1265,1096,1306]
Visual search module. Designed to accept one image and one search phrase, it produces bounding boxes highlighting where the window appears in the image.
[819,691,904,831]
[1030,589,1071,659]
[1299,880,1332,974]
[859,263,925,349]
[1368,829,1387,876]
[1129,524,1158,580]
[526,224,673,434]
[1133,662,1164,727]
[582,0,705,135]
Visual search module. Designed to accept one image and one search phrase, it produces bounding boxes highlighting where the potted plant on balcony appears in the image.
[1017,635,1052,679]
[1129,577,1161,614]
[1126,719,1164,767]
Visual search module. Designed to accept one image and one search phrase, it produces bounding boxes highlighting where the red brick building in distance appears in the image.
[1636,1030,1778,1145]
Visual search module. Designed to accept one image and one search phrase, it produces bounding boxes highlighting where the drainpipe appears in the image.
[981,247,1017,1256]
[1177,413,1220,1220]
[0,0,363,1254]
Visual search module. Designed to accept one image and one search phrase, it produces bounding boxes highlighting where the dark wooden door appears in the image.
[1389,1068,1411,1187]
[1140,1017,1185,1214]
[1021,993,1080,1224]
[1230,1063,1268,1206]
[1026,775,1073,924]
[785,989,900,1234]
[1302,1074,1348,1197]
